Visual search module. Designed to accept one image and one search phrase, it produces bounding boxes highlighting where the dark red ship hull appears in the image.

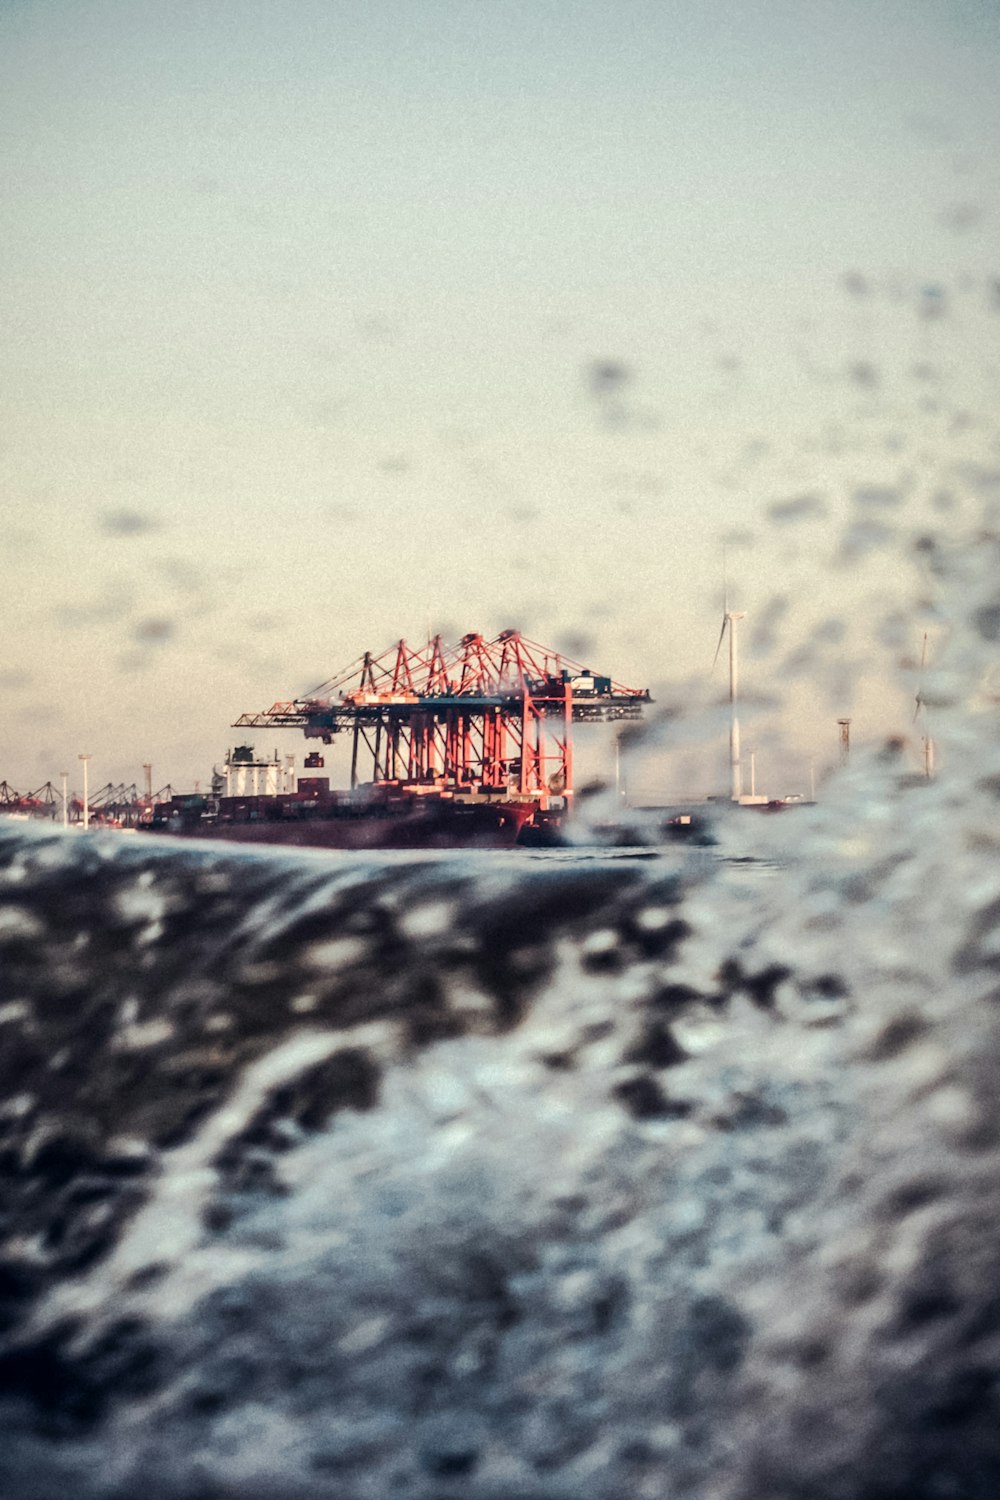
[141,788,544,851]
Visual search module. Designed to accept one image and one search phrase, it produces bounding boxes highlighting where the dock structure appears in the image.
[0,781,62,818]
[234,629,650,805]
[0,779,171,827]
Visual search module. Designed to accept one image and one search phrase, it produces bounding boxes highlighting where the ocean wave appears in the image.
[0,537,998,1498]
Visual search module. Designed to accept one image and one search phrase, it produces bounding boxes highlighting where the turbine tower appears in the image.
[914,632,934,779]
[713,608,747,801]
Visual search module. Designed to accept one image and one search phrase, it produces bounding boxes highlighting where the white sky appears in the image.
[1,1,998,798]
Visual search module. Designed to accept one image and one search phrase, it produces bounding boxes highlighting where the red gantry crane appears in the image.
[234,629,650,808]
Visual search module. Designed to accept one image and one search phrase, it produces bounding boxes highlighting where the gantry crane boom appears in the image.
[233,629,650,801]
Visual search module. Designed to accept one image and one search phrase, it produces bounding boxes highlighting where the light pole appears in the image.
[60,771,69,829]
[78,753,91,830]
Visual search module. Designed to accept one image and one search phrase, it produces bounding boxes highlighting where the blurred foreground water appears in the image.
[0,537,997,1500]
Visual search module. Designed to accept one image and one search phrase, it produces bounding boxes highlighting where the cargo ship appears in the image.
[140,630,649,852]
[145,772,551,851]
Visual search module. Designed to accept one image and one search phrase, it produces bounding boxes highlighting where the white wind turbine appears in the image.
[713,599,747,802]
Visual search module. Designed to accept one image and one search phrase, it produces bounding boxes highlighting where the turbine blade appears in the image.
[712,616,727,671]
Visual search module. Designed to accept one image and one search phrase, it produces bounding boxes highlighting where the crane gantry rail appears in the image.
[234,629,650,803]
